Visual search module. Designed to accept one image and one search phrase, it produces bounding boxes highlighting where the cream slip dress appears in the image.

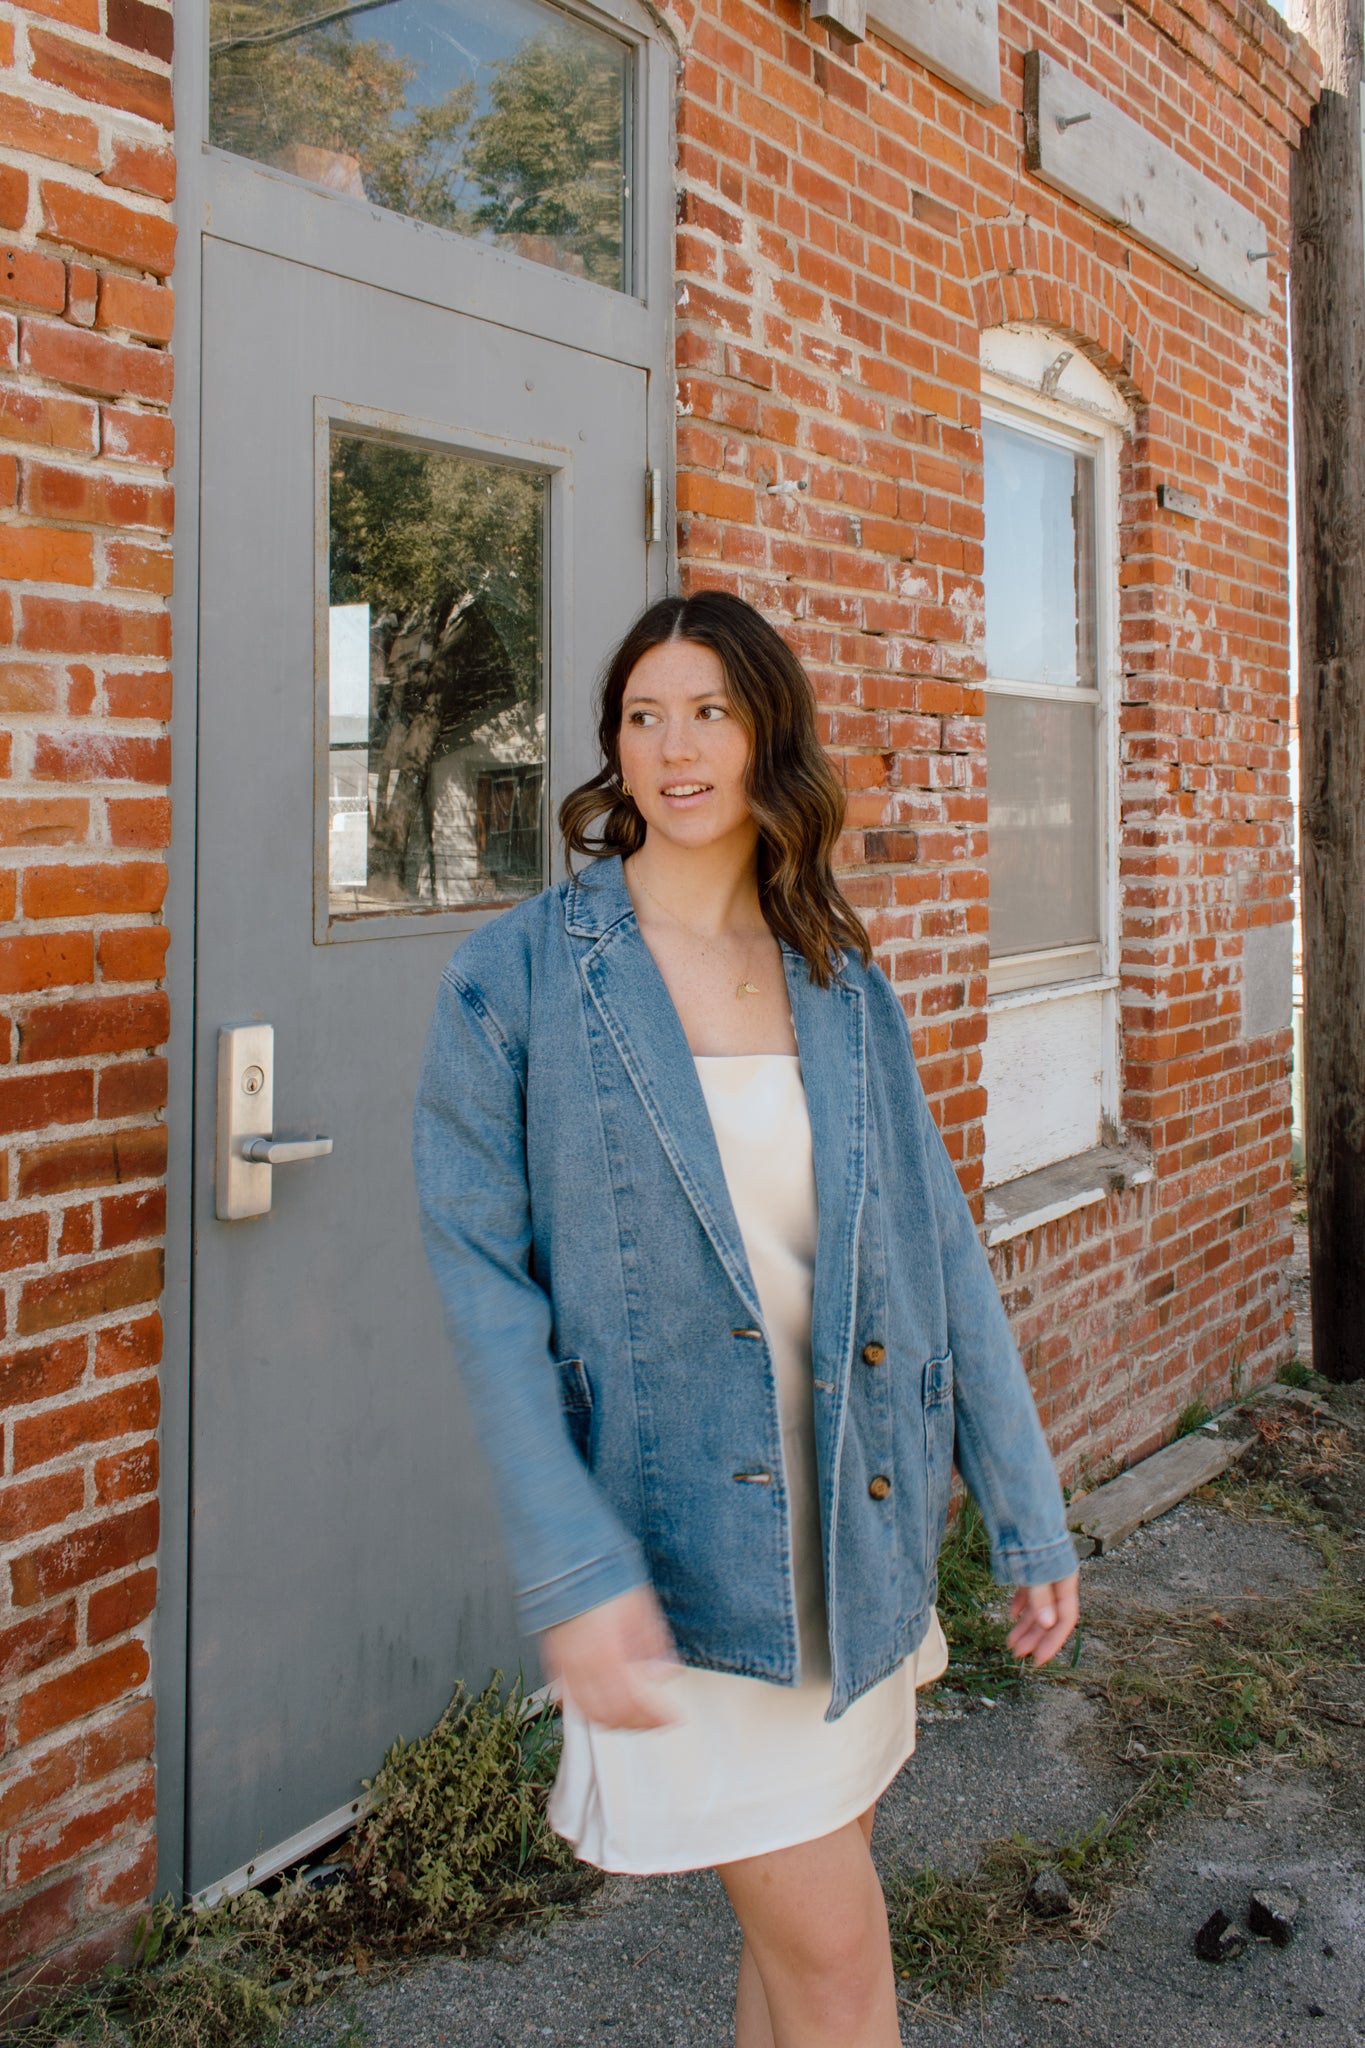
[549,1051,949,1874]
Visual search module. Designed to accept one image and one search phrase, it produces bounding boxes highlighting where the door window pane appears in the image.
[985,694,1099,958]
[984,421,1096,688]
[209,0,631,290]
[326,430,546,920]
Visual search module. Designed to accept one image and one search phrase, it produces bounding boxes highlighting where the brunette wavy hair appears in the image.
[559,590,871,987]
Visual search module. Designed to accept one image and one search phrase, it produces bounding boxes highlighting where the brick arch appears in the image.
[962,220,1160,407]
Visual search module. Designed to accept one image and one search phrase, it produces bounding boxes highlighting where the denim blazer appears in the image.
[413,855,1076,1718]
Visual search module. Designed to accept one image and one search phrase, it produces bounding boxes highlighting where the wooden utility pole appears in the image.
[1292,0,1365,1381]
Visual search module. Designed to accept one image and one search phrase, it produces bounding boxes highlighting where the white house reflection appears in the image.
[326,431,545,919]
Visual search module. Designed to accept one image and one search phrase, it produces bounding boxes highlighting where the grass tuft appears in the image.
[1,1677,588,2048]
[929,1498,1025,1700]
[1276,1358,1314,1389]
[887,1772,1185,2007]
[1172,1397,1212,1439]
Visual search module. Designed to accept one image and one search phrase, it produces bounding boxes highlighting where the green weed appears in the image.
[1173,1398,1212,1440]
[1228,1341,1247,1405]
[887,1769,1187,2007]
[1211,1467,1344,1566]
[2,1678,588,2048]
[930,1498,1025,1699]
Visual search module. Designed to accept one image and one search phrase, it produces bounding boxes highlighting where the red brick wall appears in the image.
[662,0,1315,1481]
[0,0,171,1989]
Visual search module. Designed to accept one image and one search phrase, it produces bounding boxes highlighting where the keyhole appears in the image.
[242,1066,265,1096]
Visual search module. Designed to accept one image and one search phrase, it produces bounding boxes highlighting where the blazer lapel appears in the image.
[571,861,763,1325]
[785,945,867,1385]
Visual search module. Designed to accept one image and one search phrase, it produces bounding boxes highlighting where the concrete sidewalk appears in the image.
[289,1382,1364,2046]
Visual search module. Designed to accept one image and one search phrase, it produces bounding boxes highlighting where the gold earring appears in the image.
[621,779,633,797]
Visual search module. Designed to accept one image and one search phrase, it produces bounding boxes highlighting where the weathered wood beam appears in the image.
[811,0,866,40]
[1024,51,1270,316]
[811,0,1005,108]
[1292,0,1365,1382]
[869,0,1002,107]
[1066,1430,1251,1553]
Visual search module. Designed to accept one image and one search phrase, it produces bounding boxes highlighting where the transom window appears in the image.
[208,0,633,290]
[979,329,1130,1186]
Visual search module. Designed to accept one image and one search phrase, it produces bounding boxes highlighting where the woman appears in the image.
[413,590,1079,2048]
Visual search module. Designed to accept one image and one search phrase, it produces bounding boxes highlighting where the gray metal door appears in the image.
[190,236,647,1891]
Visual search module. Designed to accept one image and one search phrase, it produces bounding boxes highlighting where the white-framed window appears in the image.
[978,328,1131,1186]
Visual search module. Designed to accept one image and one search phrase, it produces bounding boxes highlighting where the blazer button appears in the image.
[868,1474,891,1501]
[862,1341,886,1366]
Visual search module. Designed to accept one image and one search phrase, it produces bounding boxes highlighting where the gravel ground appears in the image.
[288,1289,1365,2048]
[1077,1502,1322,1612]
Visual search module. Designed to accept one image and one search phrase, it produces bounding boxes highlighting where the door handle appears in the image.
[216,1023,333,1220]
[241,1136,334,1166]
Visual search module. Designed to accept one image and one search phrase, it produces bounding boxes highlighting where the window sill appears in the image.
[986,973,1118,1011]
[983,1142,1154,1247]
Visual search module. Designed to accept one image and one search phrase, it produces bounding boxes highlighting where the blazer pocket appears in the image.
[555,1358,594,1462]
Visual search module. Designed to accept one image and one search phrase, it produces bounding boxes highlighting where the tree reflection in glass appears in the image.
[208,0,631,290]
[326,431,546,919]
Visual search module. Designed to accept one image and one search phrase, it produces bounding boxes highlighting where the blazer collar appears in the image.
[563,855,636,940]
[570,858,868,1372]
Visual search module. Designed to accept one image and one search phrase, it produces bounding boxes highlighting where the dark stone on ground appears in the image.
[1247,1886,1298,1946]
[1025,1867,1072,1919]
[1194,1907,1248,1963]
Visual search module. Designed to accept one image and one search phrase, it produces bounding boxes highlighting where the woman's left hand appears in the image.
[1007,1572,1080,1668]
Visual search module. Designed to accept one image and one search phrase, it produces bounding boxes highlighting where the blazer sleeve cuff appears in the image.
[990,1530,1080,1586]
[516,1539,652,1635]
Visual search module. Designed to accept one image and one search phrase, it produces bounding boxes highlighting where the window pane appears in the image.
[210,0,631,290]
[984,421,1096,687]
[326,431,546,920]
[986,694,1099,958]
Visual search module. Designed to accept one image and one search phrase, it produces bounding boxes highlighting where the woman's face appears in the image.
[617,637,756,857]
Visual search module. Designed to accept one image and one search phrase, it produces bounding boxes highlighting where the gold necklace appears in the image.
[630,868,766,1000]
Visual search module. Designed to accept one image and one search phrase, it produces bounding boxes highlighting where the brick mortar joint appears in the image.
[3,1457,161,1499]
[0,1196,168,1227]
[2,1430,162,1485]
[0,1699,155,1767]
[10,10,174,80]
[0,1477,161,1522]
[23,157,176,226]
[2,1765,160,1843]
[3,1235,168,1272]
[0,1545,162,1599]
[0,1339,157,1381]
[4,372,174,413]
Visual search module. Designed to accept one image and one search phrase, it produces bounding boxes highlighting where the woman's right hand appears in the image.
[540,1584,680,1730]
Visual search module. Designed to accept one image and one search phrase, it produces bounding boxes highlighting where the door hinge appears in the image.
[646,467,663,543]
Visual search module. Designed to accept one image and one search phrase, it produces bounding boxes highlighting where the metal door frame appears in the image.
[164,0,677,1899]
